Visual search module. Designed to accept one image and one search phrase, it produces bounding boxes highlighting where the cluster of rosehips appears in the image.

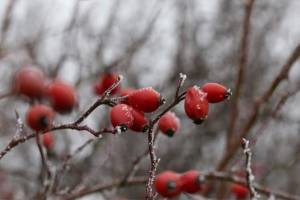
[154,170,205,198]
[155,170,249,199]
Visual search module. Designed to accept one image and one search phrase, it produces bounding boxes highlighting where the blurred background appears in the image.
[0,0,300,199]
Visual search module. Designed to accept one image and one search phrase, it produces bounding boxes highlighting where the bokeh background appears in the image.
[0,0,300,199]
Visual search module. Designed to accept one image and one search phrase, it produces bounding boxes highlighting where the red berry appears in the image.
[47,80,77,113]
[127,87,162,113]
[201,83,232,103]
[42,132,54,150]
[130,109,149,132]
[158,112,180,137]
[26,105,55,131]
[13,66,46,99]
[184,86,209,124]
[231,184,249,199]
[110,104,134,131]
[180,170,204,194]
[94,73,120,96]
[155,171,182,198]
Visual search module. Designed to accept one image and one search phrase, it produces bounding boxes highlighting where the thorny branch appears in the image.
[145,73,187,200]
[0,76,123,161]
[241,138,259,199]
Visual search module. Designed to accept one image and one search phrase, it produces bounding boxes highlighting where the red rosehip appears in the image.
[180,170,204,194]
[158,112,180,137]
[94,73,120,96]
[47,80,77,113]
[231,184,249,199]
[42,132,54,150]
[184,86,209,124]
[110,104,134,132]
[130,109,149,132]
[155,171,182,198]
[127,87,162,113]
[13,66,46,99]
[201,83,232,103]
[26,105,55,131]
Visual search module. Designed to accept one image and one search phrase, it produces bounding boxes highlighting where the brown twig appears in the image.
[217,43,300,171]
[227,0,255,149]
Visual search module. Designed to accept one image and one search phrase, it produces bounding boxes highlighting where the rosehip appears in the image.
[155,171,182,198]
[184,86,209,124]
[201,83,232,103]
[47,80,77,113]
[158,112,180,137]
[13,66,46,99]
[180,170,204,193]
[127,87,162,113]
[130,109,149,132]
[42,132,54,150]
[26,105,55,131]
[110,104,134,132]
[94,73,120,96]
[231,184,249,199]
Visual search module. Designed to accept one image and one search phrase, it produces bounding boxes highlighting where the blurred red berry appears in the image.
[155,171,182,198]
[110,104,134,132]
[180,170,204,194]
[42,132,54,150]
[94,73,120,96]
[231,184,249,199]
[130,108,149,132]
[127,87,162,113]
[13,66,46,99]
[26,105,54,131]
[47,80,77,113]
[158,112,180,137]
[201,83,232,103]
[184,86,209,124]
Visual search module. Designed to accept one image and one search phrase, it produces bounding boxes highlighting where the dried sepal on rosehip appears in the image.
[42,132,54,150]
[13,66,46,99]
[184,86,209,124]
[130,108,149,132]
[47,80,78,113]
[110,104,134,132]
[158,112,180,137]
[127,87,163,113]
[180,170,205,194]
[230,184,249,199]
[120,88,136,104]
[94,73,120,96]
[26,105,55,131]
[155,171,182,198]
[201,82,232,103]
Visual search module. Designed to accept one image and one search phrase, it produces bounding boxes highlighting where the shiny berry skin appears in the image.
[158,112,180,137]
[26,105,55,131]
[13,66,46,99]
[155,171,182,198]
[180,170,204,193]
[231,184,249,199]
[42,132,54,150]
[130,109,149,132]
[127,87,162,113]
[47,80,77,113]
[110,104,134,132]
[184,86,209,124]
[94,73,120,96]
[201,83,232,103]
